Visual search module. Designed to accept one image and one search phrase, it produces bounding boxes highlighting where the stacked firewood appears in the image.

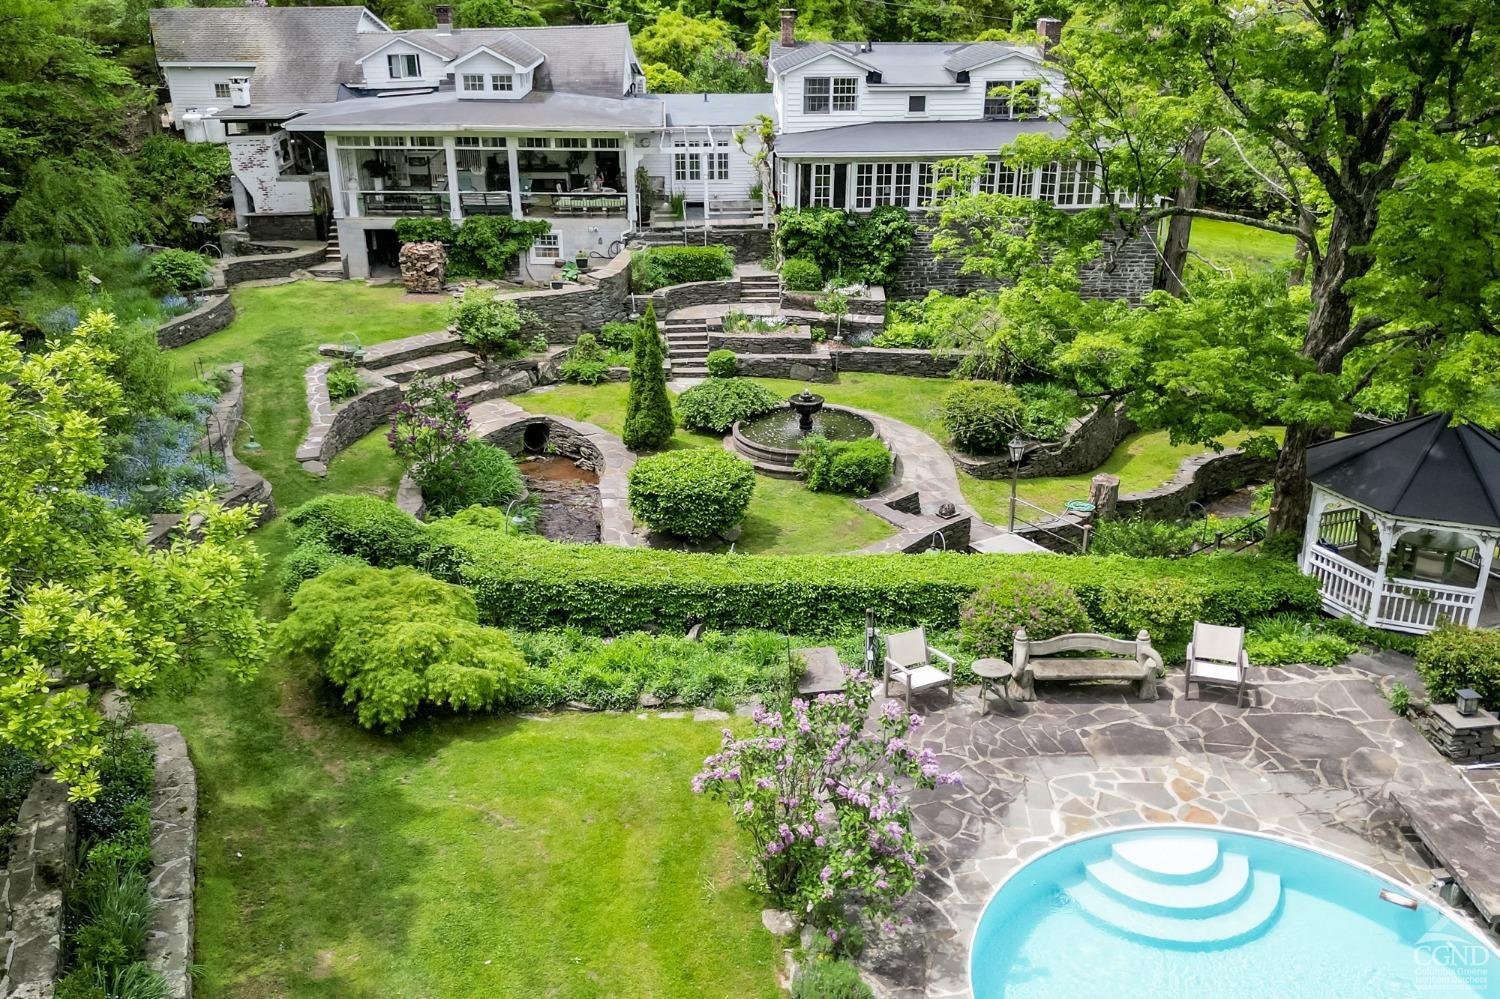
[399,241,447,293]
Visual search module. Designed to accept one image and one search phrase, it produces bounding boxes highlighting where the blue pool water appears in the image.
[970,826,1500,998]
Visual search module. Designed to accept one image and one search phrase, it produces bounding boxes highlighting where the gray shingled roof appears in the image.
[1308,413,1500,528]
[356,24,634,96]
[769,40,1037,86]
[149,7,378,106]
[449,34,546,70]
[774,118,1063,156]
[283,89,664,131]
[661,93,773,127]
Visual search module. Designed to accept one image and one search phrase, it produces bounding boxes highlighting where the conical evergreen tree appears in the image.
[622,303,675,451]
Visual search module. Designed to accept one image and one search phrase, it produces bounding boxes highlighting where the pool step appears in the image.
[1068,870,1282,948]
[1112,835,1224,884]
[1085,852,1252,916]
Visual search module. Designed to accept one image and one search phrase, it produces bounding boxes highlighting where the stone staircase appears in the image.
[740,272,781,304]
[359,331,508,405]
[663,316,711,378]
[310,229,344,280]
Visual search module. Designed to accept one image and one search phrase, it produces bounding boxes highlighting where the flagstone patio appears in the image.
[864,656,1500,998]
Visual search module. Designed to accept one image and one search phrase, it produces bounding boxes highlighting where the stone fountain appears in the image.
[730,389,878,478]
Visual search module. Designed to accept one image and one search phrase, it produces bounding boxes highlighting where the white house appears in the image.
[767,12,1101,212]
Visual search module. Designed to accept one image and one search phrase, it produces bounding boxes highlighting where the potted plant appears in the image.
[574,249,589,272]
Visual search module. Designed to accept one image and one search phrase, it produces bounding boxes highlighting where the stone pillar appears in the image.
[507,143,523,221]
[1089,473,1119,520]
[1413,705,1500,762]
[443,136,462,222]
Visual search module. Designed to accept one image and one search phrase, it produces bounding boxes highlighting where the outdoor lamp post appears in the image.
[1008,434,1027,533]
[1457,688,1481,716]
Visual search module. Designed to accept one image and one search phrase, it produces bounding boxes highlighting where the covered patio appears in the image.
[1299,413,1500,633]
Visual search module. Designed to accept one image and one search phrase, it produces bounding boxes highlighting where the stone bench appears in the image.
[1012,629,1162,701]
[1392,786,1500,929]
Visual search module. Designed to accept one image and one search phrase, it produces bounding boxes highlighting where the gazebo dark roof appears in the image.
[1307,413,1500,528]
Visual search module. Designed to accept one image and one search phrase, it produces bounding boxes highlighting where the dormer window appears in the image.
[388,53,421,79]
[462,73,484,92]
[491,74,513,92]
[804,76,858,114]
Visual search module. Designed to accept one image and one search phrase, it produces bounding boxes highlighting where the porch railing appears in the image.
[459,192,512,216]
[1376,577,1478,632]
[1306,545,1376,620]
[356,190,450,216]
[522,192,627,216]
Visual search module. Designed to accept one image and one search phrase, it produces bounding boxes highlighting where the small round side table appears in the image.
[972,657,1014,714]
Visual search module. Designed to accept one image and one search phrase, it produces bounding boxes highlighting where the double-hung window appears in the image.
[532,233,560,260]
[804,76,858,114]
[1036,162,1059,203]
[674,149,701,183]
[983,79,1040,120]
[981,159,1019,196]
[387,53,421,79]
[832,77,858,111]
[708,150,730,181]
[214,82,231,100]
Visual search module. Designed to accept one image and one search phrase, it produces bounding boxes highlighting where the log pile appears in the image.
[399,241,447,293]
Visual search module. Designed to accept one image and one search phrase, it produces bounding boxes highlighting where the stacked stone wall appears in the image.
[156,294,235,349]
[0,778,74,999]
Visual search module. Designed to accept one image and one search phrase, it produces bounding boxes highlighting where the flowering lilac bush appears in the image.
[386,375,471,484]
[694,674,959,948]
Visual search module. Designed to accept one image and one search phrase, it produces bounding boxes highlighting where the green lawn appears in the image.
[959,428,1275,520]
[169,281,450,512]
[748,373,951,440]
[137,671,779,998]
[1186,218,1298,281]
[513,382,895,554]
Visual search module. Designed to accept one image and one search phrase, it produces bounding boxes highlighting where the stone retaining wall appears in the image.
[650,278,742,316]
[220,243,327,286]
[510,251,631,343]
[631,224,774,262]
[156,294,235,349]
[833,347,961,377]
[296,364,402,473]
[733,352,835,382]
[0,777,74,999]
[709,330,814,355]
[139,724,196,999]
[206,364,275,524]
[953,403,1134,480]
[244,213,321,242]
[889,220,1156,303]
[781,287,887,318]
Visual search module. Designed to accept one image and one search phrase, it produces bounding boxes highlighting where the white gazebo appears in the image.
[1300,413,1500,634]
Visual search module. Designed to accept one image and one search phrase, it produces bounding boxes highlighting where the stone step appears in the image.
[456,380,507,404]
[665,336,709,347]
[380,350,477,384]
[672,365,709,378]
[360,331,463,369]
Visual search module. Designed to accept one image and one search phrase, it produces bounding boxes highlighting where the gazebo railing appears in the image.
[1306,545,1376,620]
[1317,507,1362,547]
[1376,577,1478,632]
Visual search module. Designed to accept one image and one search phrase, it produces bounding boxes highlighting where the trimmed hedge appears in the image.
[295,496,1321,635]
[705,348,737,378]
[781,257,822,292]
[627,448,756,539]
[630,245,734,292]
[1417,624,1500,706]
[795,436,892,496]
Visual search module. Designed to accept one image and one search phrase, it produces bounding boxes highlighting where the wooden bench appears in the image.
[1012,629,1162,701]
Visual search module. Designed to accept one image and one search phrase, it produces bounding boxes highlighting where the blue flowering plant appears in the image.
[693,673,960,951]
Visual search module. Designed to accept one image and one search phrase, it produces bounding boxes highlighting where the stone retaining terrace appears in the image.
[865,657,1500,998]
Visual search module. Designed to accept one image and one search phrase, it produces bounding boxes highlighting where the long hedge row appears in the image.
[287,497,1321,638]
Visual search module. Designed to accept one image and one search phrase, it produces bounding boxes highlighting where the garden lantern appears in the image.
[1008,435,1028,533]
[1457,688,1480,716]
[1008,435,1027,465]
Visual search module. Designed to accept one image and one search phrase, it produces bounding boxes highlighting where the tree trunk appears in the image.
[1267,205,1378,537]
[1158,129,1207,297]
[1287,239,1309,286]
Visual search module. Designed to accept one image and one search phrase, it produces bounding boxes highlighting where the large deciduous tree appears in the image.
[0,313,266,798]
[934,0,1500,536]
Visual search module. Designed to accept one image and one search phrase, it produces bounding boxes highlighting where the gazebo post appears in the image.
[1368,515,1396,627]
[1299,487,1328,573]
[1469,540,1496,627]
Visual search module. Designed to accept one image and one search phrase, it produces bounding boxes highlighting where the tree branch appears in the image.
[1138,205,1304,239]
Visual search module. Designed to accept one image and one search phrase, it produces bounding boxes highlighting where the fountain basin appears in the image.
[732,404,877,477]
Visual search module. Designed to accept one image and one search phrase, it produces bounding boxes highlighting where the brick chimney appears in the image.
[435,4,453,33]
[1036,17,1062,53]
[779,8,797,47]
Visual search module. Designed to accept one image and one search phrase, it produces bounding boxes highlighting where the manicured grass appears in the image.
[1186,218,1298,281]
[167,281,450,511]
[136,669,779,998]
[959,428,1277,519]
[513,382,895,553]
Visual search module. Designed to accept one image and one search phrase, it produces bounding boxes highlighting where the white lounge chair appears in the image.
[1184,622,1251,706]
[882,625,955,708]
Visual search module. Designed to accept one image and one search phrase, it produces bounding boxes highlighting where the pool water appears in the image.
[970,826,1499,999]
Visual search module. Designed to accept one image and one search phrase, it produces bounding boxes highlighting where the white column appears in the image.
[701,127,711,232]
[1299,486,1326,572]
[326,135,346,218]
[1370,515,1396,626]
[443,137,462,221]
[624,137,639,230]
[845,162,857,211]
[1469,537,1496,627]
[506,142,523,220]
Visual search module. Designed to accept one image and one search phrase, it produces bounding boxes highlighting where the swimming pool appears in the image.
[970,825,1499,998]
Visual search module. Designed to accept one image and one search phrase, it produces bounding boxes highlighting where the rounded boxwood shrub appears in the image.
[627,448,755,539]
[285,495,430,566]
[1417,623,1500,706]
[677,378,783,434]
[940,381,1025,455]
[781,256,823,292]
[795,435,892,496]
[418,440,525,518]
[705,348,737,378]
[959,573,1092,656]
[144,249,209,294]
